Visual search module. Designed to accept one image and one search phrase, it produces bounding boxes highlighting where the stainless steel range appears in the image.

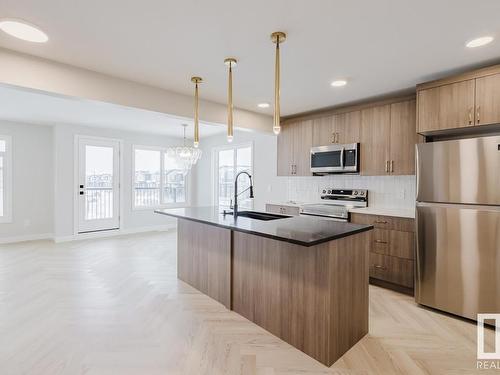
[301,189,368,222]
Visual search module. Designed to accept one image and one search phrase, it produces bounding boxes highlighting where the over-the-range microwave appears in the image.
[310,143,360,174]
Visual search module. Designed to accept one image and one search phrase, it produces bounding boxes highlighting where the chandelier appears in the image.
[166,124,202,176]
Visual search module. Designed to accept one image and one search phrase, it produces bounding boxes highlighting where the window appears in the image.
[0,135,12,223]
[214,143,253,209]
[133,146,188,208]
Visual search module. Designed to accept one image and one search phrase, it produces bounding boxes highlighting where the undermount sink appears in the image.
[226,210,289,221]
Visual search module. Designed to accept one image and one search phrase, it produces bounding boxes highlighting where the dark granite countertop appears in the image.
[155,206,373,247]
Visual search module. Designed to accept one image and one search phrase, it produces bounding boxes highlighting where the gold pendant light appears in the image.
[224,57,237,143]
[191,76,203,148]
[271,31,286,135]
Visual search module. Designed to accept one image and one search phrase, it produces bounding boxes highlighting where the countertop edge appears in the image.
[155,210,374,247]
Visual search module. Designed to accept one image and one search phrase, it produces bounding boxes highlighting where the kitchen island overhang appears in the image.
[155,207,373,366]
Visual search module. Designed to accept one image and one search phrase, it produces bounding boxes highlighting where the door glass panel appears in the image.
[236,147,252,209]
[218,149,234,208]
[85,145,114,220]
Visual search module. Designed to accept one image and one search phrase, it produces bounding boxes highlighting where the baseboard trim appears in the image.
[54,224,177,243]
[0,233,54,244]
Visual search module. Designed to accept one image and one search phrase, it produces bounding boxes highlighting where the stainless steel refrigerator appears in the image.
[416,135,500,321]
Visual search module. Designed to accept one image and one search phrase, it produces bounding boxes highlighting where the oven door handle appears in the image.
[340,147,345,169]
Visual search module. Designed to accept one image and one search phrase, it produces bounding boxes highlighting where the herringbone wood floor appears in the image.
[0,230,495,375]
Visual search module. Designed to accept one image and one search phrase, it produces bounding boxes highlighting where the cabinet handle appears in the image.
[336,132,339,143]
[373,265,387,270]
[390,160,394,173]
[468,108,473,124]
[477,106,480,124]
[374,240,388,244]
[374,220,388,224]
[385,160,389,173]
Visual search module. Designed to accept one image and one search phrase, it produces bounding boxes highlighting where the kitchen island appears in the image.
[155,207,373,366]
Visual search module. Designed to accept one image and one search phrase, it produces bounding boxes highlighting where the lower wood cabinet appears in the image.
[351,212,415,292]
[369,253,414,288]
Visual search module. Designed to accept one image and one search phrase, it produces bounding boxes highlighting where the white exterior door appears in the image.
[77,137,120,233]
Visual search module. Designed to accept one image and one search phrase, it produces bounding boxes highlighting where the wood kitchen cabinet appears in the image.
[390,100,417,175]
[350,213,415,293]
[475,73,500,126]
[312,116,333,146]
[311,111,361,147]
[417,64,500,133]
[360,100,416,176]
[360,104,391,175]
[417,80,475,133]
[333,110,361,144]
[277,120,312,176]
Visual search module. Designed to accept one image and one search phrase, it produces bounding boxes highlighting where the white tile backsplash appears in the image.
[283,175,416,209]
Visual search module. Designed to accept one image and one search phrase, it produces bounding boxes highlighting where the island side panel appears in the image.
[177,218,232,309]
[328,230,370,365]
[232,232,333,365]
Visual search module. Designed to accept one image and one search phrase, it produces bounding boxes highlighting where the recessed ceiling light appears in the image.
[0,19,48,43]
[466,36,493,48]
[331,80,347,87]
[258,102,270,108]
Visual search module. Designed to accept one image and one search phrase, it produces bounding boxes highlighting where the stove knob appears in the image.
[327,189,331,194]
[322,190,326,194]
[353,191,358,195]
[360,191,364,195]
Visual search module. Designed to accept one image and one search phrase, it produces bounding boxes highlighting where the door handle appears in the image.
[79,191,84,195]
[79,184,84,189]
[374,240,388,244]
[374,220,388,224]
[373,265,387,270]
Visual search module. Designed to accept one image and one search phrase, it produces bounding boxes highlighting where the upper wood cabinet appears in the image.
[360,105,391,176]
[333,111,361,144]
[312,116,333,146]
[360,100,416,176]
[390,100,417,175]
[417,80,475,133]
[311,110,360,147]
[277,120,312,176]
[475,73,500,126]
[417,65,500,134]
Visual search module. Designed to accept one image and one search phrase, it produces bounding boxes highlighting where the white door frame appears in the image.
[73,135,124,235]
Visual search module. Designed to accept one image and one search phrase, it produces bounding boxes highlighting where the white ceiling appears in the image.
[0,84,225,138]
[0,0,499,116]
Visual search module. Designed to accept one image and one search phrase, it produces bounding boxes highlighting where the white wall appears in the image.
[53,124,187,240]
[0,121,54,241]
[193,129,416,211]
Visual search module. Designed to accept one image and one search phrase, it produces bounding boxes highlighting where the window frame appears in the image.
[132,145,190,210]
[0,135,12,223]
[212,141,254,209]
